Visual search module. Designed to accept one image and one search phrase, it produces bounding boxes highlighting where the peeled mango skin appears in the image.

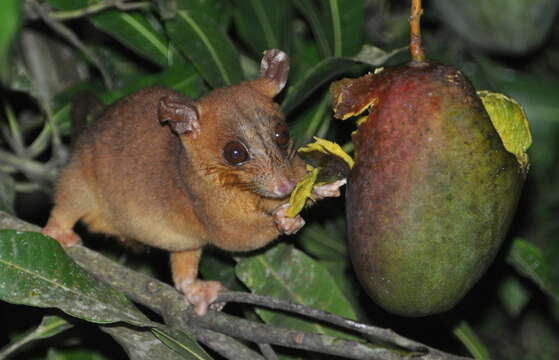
[332,63,525,316]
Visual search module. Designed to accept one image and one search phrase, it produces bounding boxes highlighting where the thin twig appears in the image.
[258,344,278,360]
[216,292,421,350]
[36,98,68,169]
[192,311,412,360]
[15,182,45,193]
[0,149,57,182]
[3,105,26,156]
[409,0,426,65]
[0,165,16,174]
[0,125,20,155]
[28,122,52,159]
[48,0,152,21]
[196,328,266,360]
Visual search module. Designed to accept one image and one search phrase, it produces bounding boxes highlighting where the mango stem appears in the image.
[409,0,426,65]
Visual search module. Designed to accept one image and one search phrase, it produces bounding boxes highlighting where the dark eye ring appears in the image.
[223,141,249,165]
[274,124,290,149]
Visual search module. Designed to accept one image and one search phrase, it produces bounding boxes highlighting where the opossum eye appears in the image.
[223,141,249,165]
[274,123,290,149]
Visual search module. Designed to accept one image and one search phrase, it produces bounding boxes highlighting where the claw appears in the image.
[312,179,347,199]
[273,203,305,235]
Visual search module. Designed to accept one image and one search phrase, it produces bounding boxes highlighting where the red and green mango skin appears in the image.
[344,64,524,316]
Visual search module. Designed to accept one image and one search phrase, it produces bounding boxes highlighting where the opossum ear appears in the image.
[256,49,290,98]
[158,96,201,138]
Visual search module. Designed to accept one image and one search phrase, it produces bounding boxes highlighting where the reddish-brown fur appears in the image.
[43,50,307,315]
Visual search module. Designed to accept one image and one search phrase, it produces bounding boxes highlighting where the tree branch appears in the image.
[257,343,278,360]
[47,0,152,21]
[216,292,420,350]
[0,211,471,360]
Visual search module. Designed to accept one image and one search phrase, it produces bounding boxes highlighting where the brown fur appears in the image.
[43,50,306,315]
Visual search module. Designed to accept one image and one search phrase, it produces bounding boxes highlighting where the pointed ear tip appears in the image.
[262,49,289,64]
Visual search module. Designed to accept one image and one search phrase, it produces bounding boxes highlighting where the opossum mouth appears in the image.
[252,180,294,199]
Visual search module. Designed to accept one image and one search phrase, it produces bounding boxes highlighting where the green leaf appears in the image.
[295,218,361,311]
[0,0,20,80]
[290,93,331,146]
[354,45,407,67]
[289,38,321,85]
[0,316,73,359]
[319,259,361,310]
[322,0,364,57]
[282,46,403,115]
[453,321,490,360]
[46,0,171,66]
[101,64,205,103]
[294,0,364,58]
[472,60,559,180]
[199,253,244,292]
[26,315,73,340]
[151,328,213,360]
[102,326,211,360]
[0,230,151,326]
[165,0,243,88]
[498,276,531,318]
[44,348,109,360]
[477,90,532,170]
[232,0,290,55]
[507,238,559,305]
[236,243,358,339]
[91,11,172,67]
[297,222,347,261]
[282,57,363,114]
[53,64,204,134]
[292,0,332,58]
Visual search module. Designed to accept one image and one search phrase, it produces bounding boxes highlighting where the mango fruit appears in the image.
[331,63,528,316]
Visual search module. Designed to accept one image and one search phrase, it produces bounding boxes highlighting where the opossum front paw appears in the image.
[312,179,347,199]
[273,203,305,235]
[177,279,224,316]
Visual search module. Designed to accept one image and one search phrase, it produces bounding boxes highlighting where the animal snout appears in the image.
[272,178,296,198]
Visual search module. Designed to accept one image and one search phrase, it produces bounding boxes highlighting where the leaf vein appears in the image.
[255,255,327,335]
[329,0,342,56]
[178,11,231,85]
[120,13,168,59]
[251,0,277,48]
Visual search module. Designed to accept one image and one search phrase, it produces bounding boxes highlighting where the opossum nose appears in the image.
[273,178,296,197]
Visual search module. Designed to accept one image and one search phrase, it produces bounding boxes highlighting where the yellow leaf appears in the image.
[287,138,352,217]
[478,90,532,171]
[298,137,354,169]
[286,167,319,218]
